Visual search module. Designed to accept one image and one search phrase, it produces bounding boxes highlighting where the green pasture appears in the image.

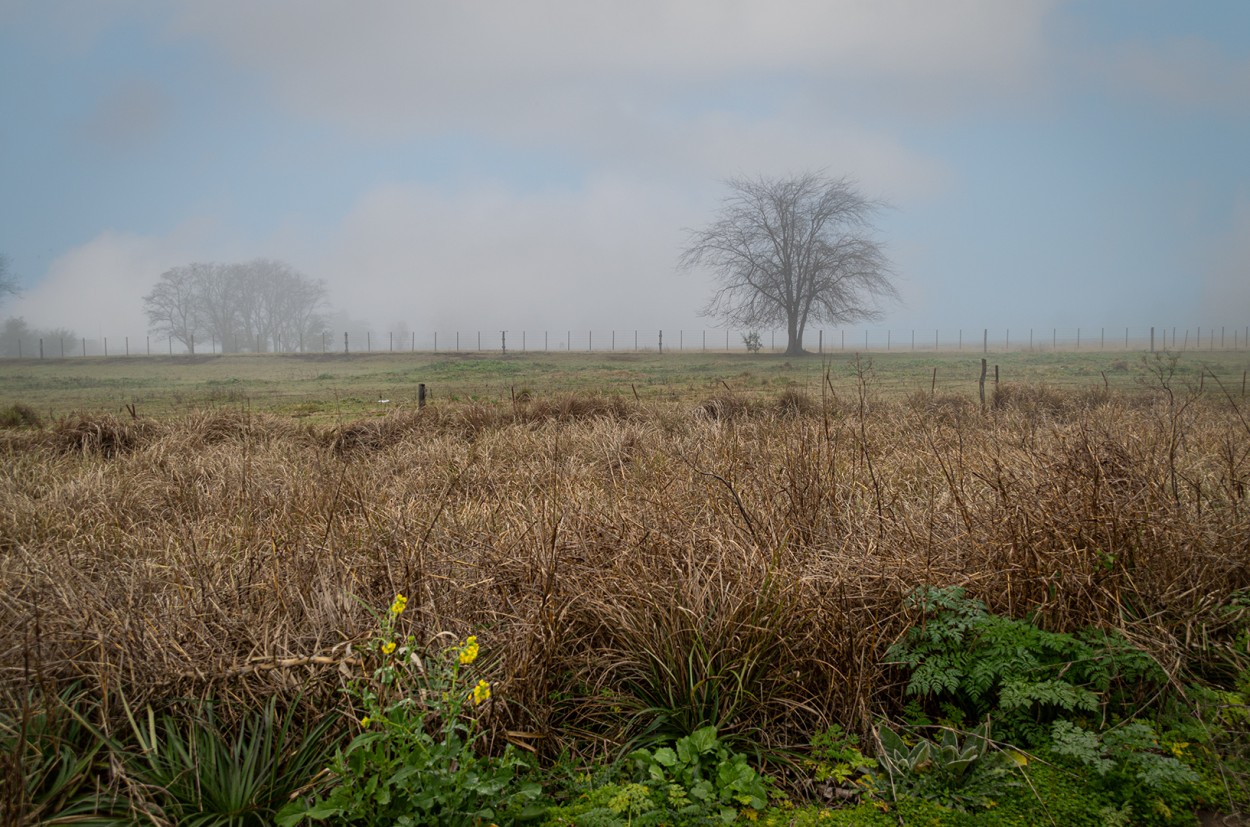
[1,347,1247,422]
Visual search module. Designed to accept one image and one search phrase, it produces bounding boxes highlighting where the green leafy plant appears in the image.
[886,586,1166,745]
[1049,719,1201,825]
[626,726,769,823]
[278,594,543,826]
[869,722,1018,812]
[806,725,876,791]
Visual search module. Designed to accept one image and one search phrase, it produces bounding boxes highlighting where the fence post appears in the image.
[1005,329,1009,351]
[104,338,108,357]
[418,383,427,408]
[344,332,349,353]
[125,336,129,356]
[979,358,987,410]
[658,330,663,354]
[819,330,823,354]
[1150,327,1155,352]
[62,338,66,358]
[39,338,43,359]
[501,330,506,354]
[982,328,987,354]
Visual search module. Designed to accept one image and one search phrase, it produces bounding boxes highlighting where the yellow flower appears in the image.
[389,594,408,615]
[471,679,491,705]
[459,635,479,665]
[1170,741,1189,758]
[381,640,396,655]
[360,716,371,727]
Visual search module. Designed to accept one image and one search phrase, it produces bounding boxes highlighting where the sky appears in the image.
[2,0,1248,347]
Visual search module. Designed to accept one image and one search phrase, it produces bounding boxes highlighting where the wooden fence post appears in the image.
[979,358,987,410]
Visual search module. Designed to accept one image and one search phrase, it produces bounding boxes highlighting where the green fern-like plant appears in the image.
[886,586,1166,745]
[1049,720,1201,825]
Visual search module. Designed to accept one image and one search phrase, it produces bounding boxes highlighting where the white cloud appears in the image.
[314,176,710,333]
[7,223,223,338]
[162,0,1059,139]
[1201,193,1250,327]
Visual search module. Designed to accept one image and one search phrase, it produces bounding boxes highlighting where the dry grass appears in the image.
[2,383,1248,761]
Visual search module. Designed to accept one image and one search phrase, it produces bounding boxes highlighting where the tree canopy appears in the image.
[681,172,897,355]
[143,259,328,353]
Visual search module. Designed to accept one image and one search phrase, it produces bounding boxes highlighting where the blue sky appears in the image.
[2,1,1248,345]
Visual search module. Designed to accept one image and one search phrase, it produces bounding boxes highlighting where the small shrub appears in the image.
[742,332,763,354]
[0,403,41,429]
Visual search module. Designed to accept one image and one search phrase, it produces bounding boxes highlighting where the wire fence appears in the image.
[1,325,1249,359]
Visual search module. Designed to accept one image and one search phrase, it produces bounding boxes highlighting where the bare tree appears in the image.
[0,254,18,305]
[143,259,328,354]
[680,172,897,355]
[144,265,203,353]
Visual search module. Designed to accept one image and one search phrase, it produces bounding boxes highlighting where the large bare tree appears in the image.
[681,172,897,356]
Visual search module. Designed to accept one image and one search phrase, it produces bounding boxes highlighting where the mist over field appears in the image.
[2,2,1249,344]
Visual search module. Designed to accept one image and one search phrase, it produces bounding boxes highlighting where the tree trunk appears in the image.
[785,312,806,355]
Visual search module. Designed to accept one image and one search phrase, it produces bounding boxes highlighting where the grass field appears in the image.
[3,351,1250,823]
[2,347,1247,422]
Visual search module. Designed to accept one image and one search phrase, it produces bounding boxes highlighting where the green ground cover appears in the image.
[2,348,1247,422]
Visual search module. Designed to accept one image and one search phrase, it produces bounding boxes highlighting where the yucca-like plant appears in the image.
[110,695,336,827]
[0,684,119,825]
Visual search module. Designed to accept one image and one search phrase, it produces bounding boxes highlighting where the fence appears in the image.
[1,325,1249,359]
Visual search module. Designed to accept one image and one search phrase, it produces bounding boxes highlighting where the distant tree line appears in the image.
[0,317,77,358]
[143,259,329,353]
